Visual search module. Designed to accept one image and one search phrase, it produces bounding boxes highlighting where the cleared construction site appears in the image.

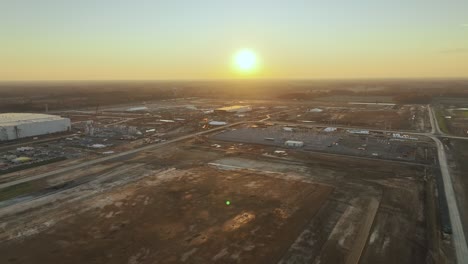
[0,99,459,263]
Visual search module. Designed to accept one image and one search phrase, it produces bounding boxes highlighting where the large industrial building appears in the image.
[0,113,71,141]
[215,105,252,113]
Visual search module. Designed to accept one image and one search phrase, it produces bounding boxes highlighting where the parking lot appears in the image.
[212,125,435,164]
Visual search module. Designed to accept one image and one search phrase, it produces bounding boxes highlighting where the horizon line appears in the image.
[1,76,468,83]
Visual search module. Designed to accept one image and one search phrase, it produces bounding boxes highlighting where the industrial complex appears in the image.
[1,0,467,262]
[0,98,466,264]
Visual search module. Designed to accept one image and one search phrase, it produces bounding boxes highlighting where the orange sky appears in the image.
[1,1,468,80]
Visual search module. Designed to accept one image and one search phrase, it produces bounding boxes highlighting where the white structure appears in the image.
[126,106,148,112]
[16,146,34,152]
[284,140,304,147]
[309,108,323,113]
[0,113,71,141]
[90,144,106,148]
[392,133,418,140]
[283,127,294,132]
[215,105,252,113]
[347,129,370,135]
[324,127,337,132]
[209,121,227,126]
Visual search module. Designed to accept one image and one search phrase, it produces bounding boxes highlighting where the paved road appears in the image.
[430,135,468,263]
[428,105,468,263]
[428,105,443,135]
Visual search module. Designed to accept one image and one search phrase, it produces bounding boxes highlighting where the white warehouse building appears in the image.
[0,113,71,141]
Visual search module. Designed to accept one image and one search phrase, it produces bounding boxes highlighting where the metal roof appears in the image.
[0,113,67,127]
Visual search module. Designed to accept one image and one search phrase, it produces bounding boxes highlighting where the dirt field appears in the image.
[274,104,429,132]
[0,135,446,264]
[0,167,332,264]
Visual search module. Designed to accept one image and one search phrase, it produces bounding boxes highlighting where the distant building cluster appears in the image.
[0,113,71,141]
[215,105,252,113]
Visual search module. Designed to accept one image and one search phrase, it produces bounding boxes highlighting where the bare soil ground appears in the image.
[0,167,332,264]
[278,104,428,131]
[339,110,410,130]
[0,137,445,264]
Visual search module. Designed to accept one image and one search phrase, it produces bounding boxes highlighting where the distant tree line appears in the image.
[392,93,433,104]
[0,79,467,111]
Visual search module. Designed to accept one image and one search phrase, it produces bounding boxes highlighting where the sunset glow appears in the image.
[1,1,467,80]
[233,49,258,74]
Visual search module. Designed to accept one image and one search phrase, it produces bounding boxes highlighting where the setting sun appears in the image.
[233,49,258,73]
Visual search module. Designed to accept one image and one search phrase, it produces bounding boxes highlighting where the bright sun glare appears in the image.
[234,49,257,73]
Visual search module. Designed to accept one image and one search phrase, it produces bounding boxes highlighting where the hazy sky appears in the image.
[1,0,467,80]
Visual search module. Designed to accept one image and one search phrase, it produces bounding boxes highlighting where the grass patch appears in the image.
[0,156,67,176]
[456,110,468,118]
[0,182,33,202]
[435,110,449,133]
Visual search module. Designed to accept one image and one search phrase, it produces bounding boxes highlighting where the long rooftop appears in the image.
[0,113,66,126]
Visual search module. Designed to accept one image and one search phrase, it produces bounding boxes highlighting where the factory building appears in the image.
[215,105,252,113]
[0,113,71,141]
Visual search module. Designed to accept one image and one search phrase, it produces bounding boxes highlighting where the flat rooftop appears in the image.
[0,113,66,126]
